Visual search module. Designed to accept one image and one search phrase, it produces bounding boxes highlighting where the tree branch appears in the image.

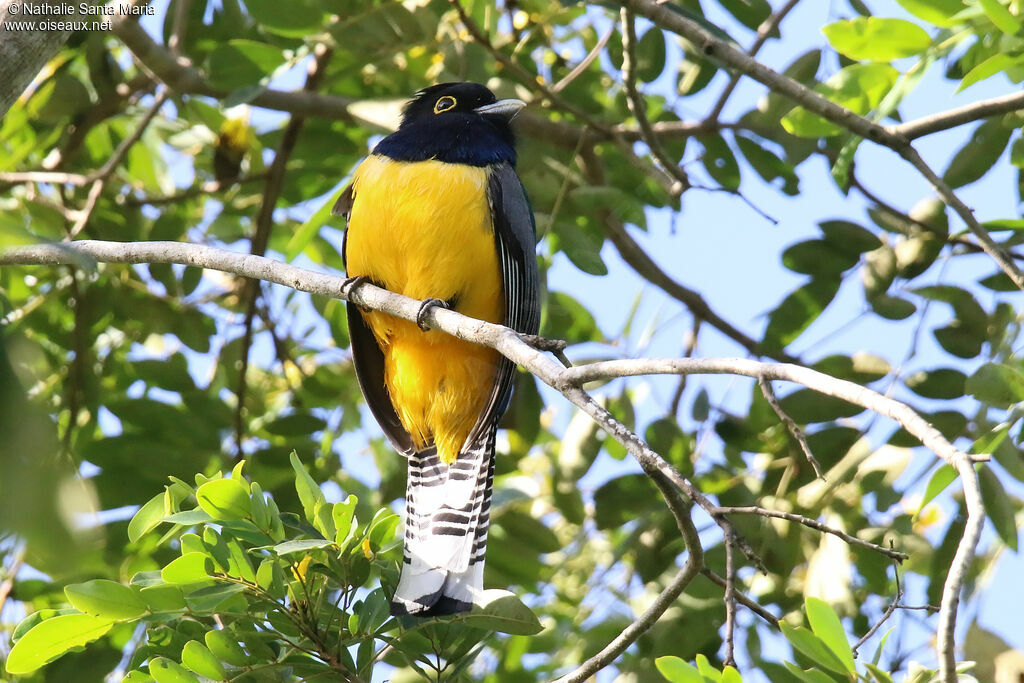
[553,475,703,683]
[890,90,1024,140]
[759,376,824,480]
[0,239,986,683]
[621,8,689,194]
[712,506,907,561]
[705,0,802,122]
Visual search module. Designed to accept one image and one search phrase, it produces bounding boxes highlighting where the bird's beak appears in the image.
[474,98,527,119]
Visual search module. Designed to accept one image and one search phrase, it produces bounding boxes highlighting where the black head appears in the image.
[373,82,526,167]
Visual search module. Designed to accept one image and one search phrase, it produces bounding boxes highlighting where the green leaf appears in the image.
[782,239,860,277]
[290,451,325,524]
[735,134,799,195]
[149,656,200,683]
[495,510,561,554]
[779,622,850,675]
[185,583,245,613]
[206,40,283,91]
[870,295,917,320]
[196,478,251,521]
[699,134,741,191]
[64,580,147,621]
[979,0,1022,33]
[918,465,957,514]
[805,597,856,672]
[205,629,252,666]
[163,509,213,525]
[905,368,967,399]
[656,655,704,682]
[273,539,336,556]
[763,278,841,352]
[161,552,214,584]
[979,466,1019,550]
[181,640,226,680]
[823,18,932,61]
[354,588,390,635]
[552,219,607,276]
[966,362,1024,407]
[6,614,113,674]
[456,589,543,635]
[718,0,772,30]
[895,0,965,26]
[264,412,327,437]
[636,27,667,82]
[333,495,358,548]
[287,189,344,262]
[959,54,1024,91]
[820,219,882,254]
[243,0,324,37]
[140,584,187,613]
[129,492,167,543]
[783,64,898,137]
[943,119,1012,189]
[543,291,602,343]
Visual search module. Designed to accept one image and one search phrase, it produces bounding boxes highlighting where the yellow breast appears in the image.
[345,156,503,464]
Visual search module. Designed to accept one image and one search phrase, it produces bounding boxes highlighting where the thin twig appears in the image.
[0,547,27,615]
[0,171,89,185]
[669,318,701,416]
[551,24,614,93]
[705,0,802,122]
[713,506,907,560]
[701,568,778,626]
[553,475,703,683]
[890,90,1024,140]
[621,8,689,195]
[67,88,169,239]
[575,148,800,364]
[759,376,825,480]
[120,173,268,207]
[167,0,189,59]
[853,556,939,657]
[723,532,737,668]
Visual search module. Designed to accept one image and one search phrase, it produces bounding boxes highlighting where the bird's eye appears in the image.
[433,96,457,114]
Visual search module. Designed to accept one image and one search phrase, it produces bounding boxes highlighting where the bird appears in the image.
[333,82,540,617]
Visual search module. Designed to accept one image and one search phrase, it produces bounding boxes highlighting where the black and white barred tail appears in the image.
[390,427,496,616]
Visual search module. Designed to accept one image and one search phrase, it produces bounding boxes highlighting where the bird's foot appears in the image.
[341,275,372,312]
[340,275,370,299]
[416,297,448,331]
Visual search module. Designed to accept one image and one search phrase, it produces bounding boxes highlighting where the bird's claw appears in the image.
[416,298,448,331]
[341,275,370,299]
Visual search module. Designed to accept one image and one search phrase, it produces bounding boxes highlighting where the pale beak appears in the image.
[474,98,527,119]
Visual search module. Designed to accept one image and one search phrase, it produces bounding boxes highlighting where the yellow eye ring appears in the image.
[433,96,457,114]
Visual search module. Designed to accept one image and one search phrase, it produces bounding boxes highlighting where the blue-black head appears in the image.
[372,82,526,167]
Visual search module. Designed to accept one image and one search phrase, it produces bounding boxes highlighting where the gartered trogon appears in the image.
[333,82,540,616]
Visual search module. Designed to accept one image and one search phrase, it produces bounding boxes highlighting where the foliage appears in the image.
[6,455,539,680]
[1,0,1024,681]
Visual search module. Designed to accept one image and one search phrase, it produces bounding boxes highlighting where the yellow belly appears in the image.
[346,156,503,464]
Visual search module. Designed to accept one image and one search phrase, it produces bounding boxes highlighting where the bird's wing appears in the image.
[336,183,418,458]
[464,163,541,447]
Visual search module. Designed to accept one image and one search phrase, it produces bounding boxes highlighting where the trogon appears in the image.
[333,82,540,616]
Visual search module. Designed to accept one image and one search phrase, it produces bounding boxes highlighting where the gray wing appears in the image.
[464,163,541,446]
[336,184,418,457]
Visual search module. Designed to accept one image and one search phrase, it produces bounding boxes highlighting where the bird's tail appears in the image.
[390,428,495,617]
